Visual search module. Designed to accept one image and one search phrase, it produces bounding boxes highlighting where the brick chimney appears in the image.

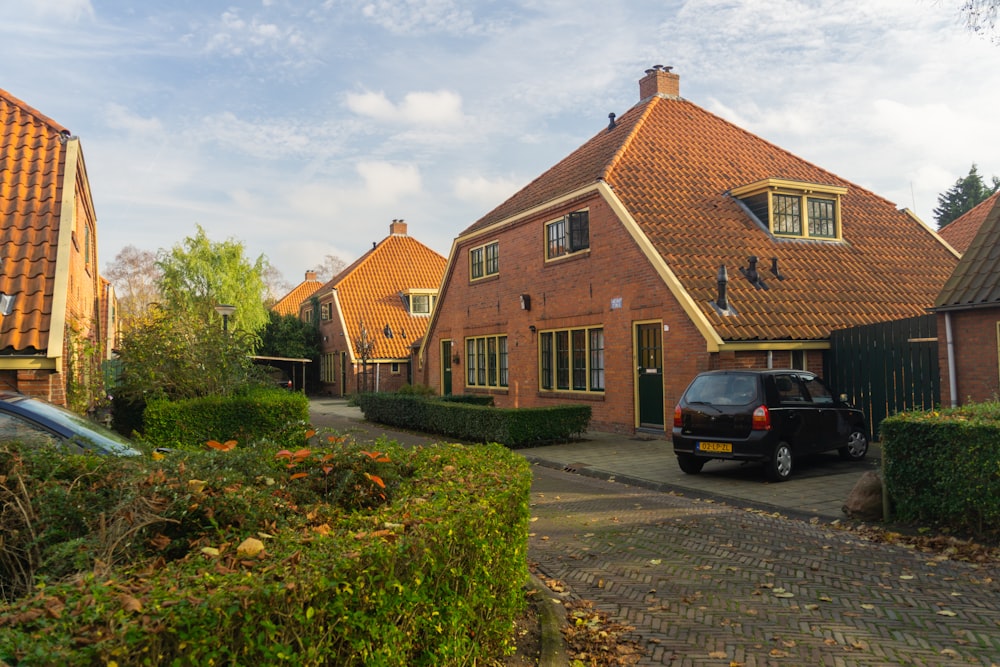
[305,270,317,281]
[639,65,680,101]
[389,218,407,235]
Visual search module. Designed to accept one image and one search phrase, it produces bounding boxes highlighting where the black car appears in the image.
[0,391,141,456]
[672,369,868,481]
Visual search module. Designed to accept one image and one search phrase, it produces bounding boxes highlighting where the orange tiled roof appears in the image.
[938,191,1000,255]
[318,231,446,360]
[271,273,323,316]
[0,88,70,354]
[466,81,958,342]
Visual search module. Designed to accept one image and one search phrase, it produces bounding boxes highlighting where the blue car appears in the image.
[0,391,141,456]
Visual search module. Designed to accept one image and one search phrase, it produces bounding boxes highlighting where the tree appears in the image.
[257,311,321,360]
[156,225,270,337]
[114,306,262,405]
[103,245,161,323]
[933,164,1000,229]
[960,0,999,41]
[316,254,348,282]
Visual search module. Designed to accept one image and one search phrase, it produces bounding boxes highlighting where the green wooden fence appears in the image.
[824,314,939,441]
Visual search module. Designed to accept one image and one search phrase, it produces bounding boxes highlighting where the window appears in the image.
[546,210,590,259]
[302,308,313,323]
[470,241,499,280]
[539,326,604,392]
[321,353,337,383]
[391,362,401,374]
[320,303,332,321]
[400,290,437,315]
[732,179,846,241]
[465,334,507,388]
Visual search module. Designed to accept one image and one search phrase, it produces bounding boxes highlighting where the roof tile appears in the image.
[0,88,67,354]
[466,89,958,341]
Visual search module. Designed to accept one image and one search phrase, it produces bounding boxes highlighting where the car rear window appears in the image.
[684,374,759,406]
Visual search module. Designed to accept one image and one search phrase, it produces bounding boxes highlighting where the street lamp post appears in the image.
[214,304,236,332]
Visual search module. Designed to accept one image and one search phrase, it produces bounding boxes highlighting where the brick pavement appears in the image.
[307,398,1000,665]
[530,465,1000,666]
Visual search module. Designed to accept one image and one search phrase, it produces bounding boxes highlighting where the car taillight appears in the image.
[673,404,682,428]
[751,404,771,430]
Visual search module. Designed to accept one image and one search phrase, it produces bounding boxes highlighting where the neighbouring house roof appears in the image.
[934,194,1000,311]
[0,88,72,356]
[464,69,959,343]
[938,191,1000,255]
[313,222,446,361]
[271,270,323,316]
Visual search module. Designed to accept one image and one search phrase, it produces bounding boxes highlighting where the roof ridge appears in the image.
[601,96,659,182]
[0,88,70,136]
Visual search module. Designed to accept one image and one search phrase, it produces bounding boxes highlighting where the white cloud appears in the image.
[103,104,163,136]
[453,174,520,209]
[346,90,464,126]
[356,161,422,200]
[6,0,95,21]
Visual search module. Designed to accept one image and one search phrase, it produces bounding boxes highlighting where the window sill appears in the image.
[537,391,604,402]
[544,248,590,265]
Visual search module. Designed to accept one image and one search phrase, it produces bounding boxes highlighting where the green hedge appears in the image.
[142,388,310,449]
[355,392,591,447]
[880,403,1000,537]
[0,438,531,665]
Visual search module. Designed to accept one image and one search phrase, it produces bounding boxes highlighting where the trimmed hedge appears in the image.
[142,388,310,449]
[881,402,1000,538]
[355,392,591,447]
[0,438,531,665]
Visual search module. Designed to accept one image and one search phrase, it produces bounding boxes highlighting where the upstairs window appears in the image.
[470,241,499,280]
[732,179,846,241]
[546,210,590,260]
[320,303,333,321]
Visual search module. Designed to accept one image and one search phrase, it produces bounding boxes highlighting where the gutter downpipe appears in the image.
[945,312,957,407]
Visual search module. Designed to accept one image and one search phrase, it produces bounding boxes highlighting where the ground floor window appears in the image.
[540,326,604,392]
[320,353,337,383]
[465,334,508,388]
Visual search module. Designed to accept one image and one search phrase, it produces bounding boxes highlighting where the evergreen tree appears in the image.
[933,164,1000,229]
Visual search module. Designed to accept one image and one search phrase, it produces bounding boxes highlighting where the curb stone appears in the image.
[529,572,569,667]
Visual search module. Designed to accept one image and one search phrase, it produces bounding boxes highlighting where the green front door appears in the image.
[441,340,453,396]
[636,323,664,429]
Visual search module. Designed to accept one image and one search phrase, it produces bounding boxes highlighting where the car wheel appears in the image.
[839,429,869,460]
[676,454,705,475]
[765,441,793,482]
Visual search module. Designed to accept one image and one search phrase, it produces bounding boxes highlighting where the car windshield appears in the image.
[15,397,141,456]
[685,373,759,406]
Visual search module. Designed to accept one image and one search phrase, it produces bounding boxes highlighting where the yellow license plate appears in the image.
[698,441,732,453]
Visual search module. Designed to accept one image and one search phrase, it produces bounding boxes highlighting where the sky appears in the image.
[2,0,998,294]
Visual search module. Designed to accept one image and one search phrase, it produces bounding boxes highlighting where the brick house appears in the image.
[933,194,1000,405]
[302,220,446,396]
[0,88,115,407]
[418,67,958,434]
[271,270,324,317]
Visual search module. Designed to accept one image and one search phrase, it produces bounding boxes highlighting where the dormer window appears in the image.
[731,179,847,241]
[400,288,437,315]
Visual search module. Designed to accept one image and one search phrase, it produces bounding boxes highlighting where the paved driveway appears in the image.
[530,464,1000,666]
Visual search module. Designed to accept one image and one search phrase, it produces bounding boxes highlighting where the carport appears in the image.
[252,355,311,392]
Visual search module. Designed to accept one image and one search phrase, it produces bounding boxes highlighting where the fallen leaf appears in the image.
[237,537,265,558]
[937,609,958,617]
[120,595,143,613]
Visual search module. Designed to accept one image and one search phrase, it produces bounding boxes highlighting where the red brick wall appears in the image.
[937,309,1000,406]
[423,192,713,433]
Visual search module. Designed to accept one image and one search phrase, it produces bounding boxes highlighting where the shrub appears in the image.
[881,403,1000,538]
[355,392,590,447]
[0,432,531,665]
[142,388,309,449]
